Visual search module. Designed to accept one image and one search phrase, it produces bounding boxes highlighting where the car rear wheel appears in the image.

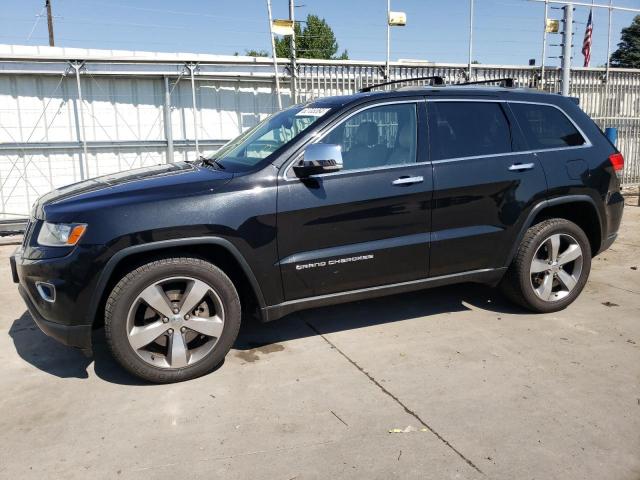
[105,257,241,383]
[501,218,592,313]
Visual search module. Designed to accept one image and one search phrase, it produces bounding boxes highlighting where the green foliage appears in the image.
[274,14,348,60]
[336,49,349,60]
[275,21,303,58]
[610,15,640,68]
[245,49,270,57]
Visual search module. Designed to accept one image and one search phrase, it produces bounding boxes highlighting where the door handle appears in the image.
[508,162,535,171]
[392,176,424,185]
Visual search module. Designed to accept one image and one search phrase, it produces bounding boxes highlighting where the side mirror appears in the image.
[293,144,343,178]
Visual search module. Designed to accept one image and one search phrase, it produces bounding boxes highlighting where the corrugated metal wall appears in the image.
[1,53,638,221]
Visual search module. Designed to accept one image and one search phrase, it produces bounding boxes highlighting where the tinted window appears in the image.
[510,103,585,149]
[319,103,417,171]
[429,102,511,160]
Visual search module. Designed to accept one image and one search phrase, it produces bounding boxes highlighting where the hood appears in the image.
[34,162,233,220]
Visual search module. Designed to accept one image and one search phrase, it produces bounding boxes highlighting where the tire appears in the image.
[105,257,241,383]
[500,218,592,313]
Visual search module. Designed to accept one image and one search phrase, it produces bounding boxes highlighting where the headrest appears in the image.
[397,124,412,149]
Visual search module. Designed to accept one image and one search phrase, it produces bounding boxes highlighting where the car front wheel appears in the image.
[501,218,592,313]
[105,257,241,383]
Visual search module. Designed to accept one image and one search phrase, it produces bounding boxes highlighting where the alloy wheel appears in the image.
[529,233,583,302]
[126,276,225,368]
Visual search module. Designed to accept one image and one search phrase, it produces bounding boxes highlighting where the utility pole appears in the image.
[46,0,55,46]
[289,0,297,104]
[468,0,475,80]
[266,0,283,110]
[605,0,612,83]
[561,4,573,96]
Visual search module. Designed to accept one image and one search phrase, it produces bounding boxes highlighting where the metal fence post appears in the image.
[71,61,88,180]
[540,0,549,88]
[187,63,200,157]
[163,76,174,163]
[468,0,475,81]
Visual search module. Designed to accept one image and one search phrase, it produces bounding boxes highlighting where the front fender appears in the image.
[87,237,267,325]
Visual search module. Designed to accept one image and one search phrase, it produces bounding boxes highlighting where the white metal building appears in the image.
[0,44,638,223]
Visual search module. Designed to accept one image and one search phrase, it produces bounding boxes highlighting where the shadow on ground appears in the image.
[8,311,148,385]
[233,282,526,350]
[8,282,526,384]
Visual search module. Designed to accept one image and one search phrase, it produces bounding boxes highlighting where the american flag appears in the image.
[582,10,593,67]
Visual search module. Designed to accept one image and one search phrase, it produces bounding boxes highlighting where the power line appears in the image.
[59,0,265,23]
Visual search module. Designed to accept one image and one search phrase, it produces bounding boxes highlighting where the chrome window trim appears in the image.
[282,99,423,181]
[430,144,591,164]
[282,97,593,177]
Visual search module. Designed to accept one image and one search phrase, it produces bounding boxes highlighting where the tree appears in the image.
[275,21,303,58]
[244,49,269,57]
[274,14,348,60]
[610,15,640,68]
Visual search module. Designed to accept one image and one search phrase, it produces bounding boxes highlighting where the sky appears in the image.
[1,0,639,67]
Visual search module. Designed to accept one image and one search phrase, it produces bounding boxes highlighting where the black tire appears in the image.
[500,218,592,313]
[105,257,241,383]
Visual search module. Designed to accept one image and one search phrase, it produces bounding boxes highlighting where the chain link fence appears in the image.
[0,54,638,223]
[297,62,640,186]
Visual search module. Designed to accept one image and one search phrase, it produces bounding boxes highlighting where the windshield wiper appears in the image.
[198,155,226,170]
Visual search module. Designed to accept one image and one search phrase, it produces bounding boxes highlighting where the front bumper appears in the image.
[17,284,92,355]
[11,245,104,355]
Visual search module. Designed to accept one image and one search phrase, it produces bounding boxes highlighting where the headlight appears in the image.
[37,222,87,247]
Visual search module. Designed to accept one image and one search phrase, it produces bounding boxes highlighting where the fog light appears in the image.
[35,281,56,303]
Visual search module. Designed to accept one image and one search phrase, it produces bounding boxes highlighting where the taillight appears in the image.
[609,152,624,172]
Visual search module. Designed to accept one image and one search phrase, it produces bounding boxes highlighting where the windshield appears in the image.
[209,105,332,172]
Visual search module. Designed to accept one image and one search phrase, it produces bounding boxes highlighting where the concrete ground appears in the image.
[1,204,639,480]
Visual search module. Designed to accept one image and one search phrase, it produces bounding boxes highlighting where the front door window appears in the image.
[319,103,418,171]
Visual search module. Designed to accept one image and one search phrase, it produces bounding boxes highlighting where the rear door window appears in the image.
[428,102,512,160]
[510,103,585,149]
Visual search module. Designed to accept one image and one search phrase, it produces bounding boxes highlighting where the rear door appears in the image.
[508,101,591,196]
[427,99,548,277]
[277,99,432,301]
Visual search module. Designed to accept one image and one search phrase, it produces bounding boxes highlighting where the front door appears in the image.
[277,100,432,301]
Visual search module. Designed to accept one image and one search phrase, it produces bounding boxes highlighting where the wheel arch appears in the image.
[88,237,267,327]
[507,195,603,266]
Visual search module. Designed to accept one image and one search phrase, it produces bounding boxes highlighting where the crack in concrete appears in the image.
[330,410,349,427]
[305,320,484,476]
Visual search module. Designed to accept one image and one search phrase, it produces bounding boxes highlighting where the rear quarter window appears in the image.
[510,103,585,150]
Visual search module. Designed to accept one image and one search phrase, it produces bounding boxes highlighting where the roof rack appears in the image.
[359,75,445,93]
[455,78,515,88]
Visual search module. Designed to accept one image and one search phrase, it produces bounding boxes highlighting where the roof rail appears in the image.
[359,75,445,93]
[455,78,515,88]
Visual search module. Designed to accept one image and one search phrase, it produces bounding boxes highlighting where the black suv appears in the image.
[11,84,624,383]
